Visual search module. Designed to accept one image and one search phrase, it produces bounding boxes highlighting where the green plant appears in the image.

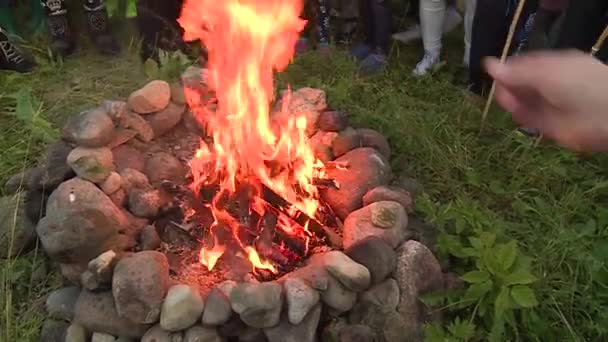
[1,88,57,143]
[144,49,193,82]
[417,195,539,341]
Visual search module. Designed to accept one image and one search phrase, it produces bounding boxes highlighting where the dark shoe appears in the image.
[350,43,372,61]
[42,0,76,57]
[83,0,120,56]
[360,53,387,75]
[0,28,36,73]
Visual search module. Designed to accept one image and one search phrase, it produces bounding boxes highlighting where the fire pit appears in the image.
[8,0,454,341]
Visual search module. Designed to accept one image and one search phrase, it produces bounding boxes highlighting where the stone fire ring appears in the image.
[3,68,452,342]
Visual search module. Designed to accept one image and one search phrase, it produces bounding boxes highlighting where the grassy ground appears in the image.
[1,20,608,342]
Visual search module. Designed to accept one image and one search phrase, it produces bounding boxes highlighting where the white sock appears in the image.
[463,0,477,66]
[420,0,447,57]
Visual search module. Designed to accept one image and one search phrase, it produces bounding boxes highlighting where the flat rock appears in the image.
[161,284,205,331]
[65,323,87,342]
[128,80,171,114]
[92,332,117,342]
[358,128,391,159]
[0,192,36,258]
[119,168,151,194]
[264,304,321,342]
[317,111,348,132]
[345,236,397,285]
[331,127,362,158]
[394,241,443,341]
[128,189,162,218]
[202,286,233,325]
[62,108,115,147]
[342,201,409,250]
[363,186,413,213]
[107,128,138,149]
[146,103,185,138]
[321,148,391,220]
[112,146,146,172]
[145,152,186,186]
[74,291,150,338]
[229,282,283,328]
[101,172,122,195]
[67,147,115,183]
[45,286,80,320]
[321,272,357,313]
[184,326,222,342]
[120,111,154,142]
[361,278,400,310]
[37,178,128,265]
[113,251,170,324]
[39,319,68,342]
[322,251,370,292]
[284,277,320,325]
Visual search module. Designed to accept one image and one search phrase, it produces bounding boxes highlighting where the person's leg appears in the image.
[413,0,446,75]
[350,0,374,60]
[339,0,359,43]
[463,0,477,66]
[360,0,392,73]
[42,0,76,57]
[316,0,331,52]
[0,0,16,35]
[83,0,120,56]
[393,1,461,44]
[0,25,35,72]
[555,0,608,53]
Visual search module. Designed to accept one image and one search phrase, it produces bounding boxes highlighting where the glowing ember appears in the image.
[179,0,324,273]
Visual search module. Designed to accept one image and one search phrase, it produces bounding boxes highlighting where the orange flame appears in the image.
[179,0,322,273]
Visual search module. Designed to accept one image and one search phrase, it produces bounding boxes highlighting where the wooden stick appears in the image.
[480,0,528,125]
[591,25,608,56]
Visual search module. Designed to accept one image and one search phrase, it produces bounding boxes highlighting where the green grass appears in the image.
[1,24,607,341]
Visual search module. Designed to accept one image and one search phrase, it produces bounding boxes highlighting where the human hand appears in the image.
[485,51,608,152]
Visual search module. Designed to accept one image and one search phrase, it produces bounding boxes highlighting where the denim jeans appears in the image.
[361,0,393,54]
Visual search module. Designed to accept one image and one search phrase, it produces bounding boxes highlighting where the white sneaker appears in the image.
[412,51,445,76]
[392,6,463,44]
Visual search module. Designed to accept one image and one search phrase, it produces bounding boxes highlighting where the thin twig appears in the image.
[591,25,608,56]
[480,0,528,127]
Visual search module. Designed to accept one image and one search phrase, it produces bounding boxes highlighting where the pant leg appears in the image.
[420,0,446,55]
[370,0,392,53]
[555,0,608,52]
[360,0,375,46]
[463,0,477,63]
[317,0,331,44]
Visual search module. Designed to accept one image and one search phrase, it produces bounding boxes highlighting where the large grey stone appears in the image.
[37,178,128,265]
[113,251,170,324]
[45,286,80,320]
[284,277,320,325]
[363,186,413,213]
[141,325,183,342]
[62,108,115,147]
[67,147,115,183]
[145,152,186,186]
[345,236,397,284]
[146,103,185,138]
[92,332,117,342]
[160,284,205,331]
[202,286,233,325]
[322,251,371,292]
[342,201,410,250]
[119,111,154,142]
[264,304,322,342]
[74,291,150,338]
[39,319,68,342]
[229,282,283,328]
[65,323,87,342]
[321,148,391,220]
[361,278,400,311]
[358,128,391,159]
[128,189,162,218]
[184,326,222,342]
[112,145,146,173]
[0,192,36,258]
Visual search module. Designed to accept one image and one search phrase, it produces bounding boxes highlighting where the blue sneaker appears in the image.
[349,43,372,61]
[360,53,387,74]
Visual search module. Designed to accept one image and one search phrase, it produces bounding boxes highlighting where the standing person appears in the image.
[136,0,187,61]
[554,0,608,62]
[468,0,539,96]
[350,0,392,74]
[392,1,463,46]
[296,0,332,55]
[527,0,568,49]
[41,0,120,57]
[0,26,35,72]
[412,0,477,76]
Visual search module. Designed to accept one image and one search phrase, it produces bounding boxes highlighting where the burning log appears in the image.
[260,185,342,249]
[312,177,340,189]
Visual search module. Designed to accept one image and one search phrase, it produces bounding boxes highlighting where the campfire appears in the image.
[13,0,452,340]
